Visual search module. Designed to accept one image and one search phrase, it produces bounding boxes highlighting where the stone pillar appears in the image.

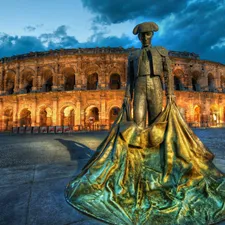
[14,66,20,93]
[13,99,18,127]
[52,73,58,91]
[75,100,81,126]
[32,67,38,92]
[100,94,106,126]
[0,70,4,95]
[0,98,3,131]
[52,97,58,126]
[37,75,42,91]
[31,97,37,126]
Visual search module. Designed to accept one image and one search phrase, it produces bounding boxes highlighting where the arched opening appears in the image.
[63,68,76,91]
[22,70,34,93]
[192,71,201,91]
[209,105,219,126]
[5,71,15,94]
[208,73,215,92]
[109,107,120,127]
[109,74,121,89]
[174,76,182,90]
[87,73,98,90]
[20,108,31,127]
[85,106,99,130]
[4,109,13,131]
[39,107,52,126]
[61,106,75,127]
[42,69,53,92]
[173,69,184,90]
[194,105,201,126]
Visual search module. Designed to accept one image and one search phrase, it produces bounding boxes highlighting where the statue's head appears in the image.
[133,22,159,48]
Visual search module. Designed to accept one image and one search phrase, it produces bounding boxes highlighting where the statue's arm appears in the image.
[163,55,174,99]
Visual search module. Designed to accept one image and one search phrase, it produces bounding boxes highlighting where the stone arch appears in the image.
[194,105,201,125]
[109,73,121,89]
[208,73,215,91]
[173,69,184,90]
[209,104,219,126]
[62,67,76,91]
[60,105,76,127]
[5,70,16,94]
[87,72,98,90]
[40,68,53,92]
[84,105,100,127]
[21,68,35,93]
[38,105,53,126]
[192,71,201,91]
[3,108,13,131]
[19,108,32,127]
[109,106,120,126]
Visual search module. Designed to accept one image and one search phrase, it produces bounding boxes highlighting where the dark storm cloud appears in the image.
[81,0,225,64]
[81,0,187,24]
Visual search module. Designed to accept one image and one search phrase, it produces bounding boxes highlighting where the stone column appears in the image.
[100,93,106,127]
[31,97,37,126]
[52,73,58,91]
[75,100,81,127]
[32,67,38,92]
[13,99,18,127]
[14,66,20,93]
[0,98,3,131]
[52,97,58,126]
[0,70,4,95]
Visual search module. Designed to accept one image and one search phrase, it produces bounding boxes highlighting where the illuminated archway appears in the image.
[85,106,99,130]
[20,108,31,127]
[210,105,219,126]
[109,74,121,89]
[4,108,13,131]
[39,107,52,126]
[109,107,120,127]
[61,106,75,126]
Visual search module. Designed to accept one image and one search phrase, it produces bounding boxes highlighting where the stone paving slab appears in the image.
[0,184,31,225]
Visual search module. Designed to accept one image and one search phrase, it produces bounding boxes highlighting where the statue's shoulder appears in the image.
[154,46,169,56]
[128,49,141,60]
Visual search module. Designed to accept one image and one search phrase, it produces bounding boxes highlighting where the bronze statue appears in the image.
[124,22,174,128]
[65,22,225,225]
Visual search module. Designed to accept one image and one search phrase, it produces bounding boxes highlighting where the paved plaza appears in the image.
[0,129,225,225]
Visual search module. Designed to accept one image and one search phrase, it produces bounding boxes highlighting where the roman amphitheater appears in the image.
[0,47,225,133]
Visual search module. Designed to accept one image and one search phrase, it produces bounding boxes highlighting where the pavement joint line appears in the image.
[25,164,36,225]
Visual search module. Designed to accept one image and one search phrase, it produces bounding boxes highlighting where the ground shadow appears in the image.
[55,138,95,161]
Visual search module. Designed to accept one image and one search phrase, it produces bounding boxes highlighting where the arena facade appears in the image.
[0,47,225,133]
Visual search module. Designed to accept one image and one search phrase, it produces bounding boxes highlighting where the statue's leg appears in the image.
[133,77,147,129]
[146,76,163,125]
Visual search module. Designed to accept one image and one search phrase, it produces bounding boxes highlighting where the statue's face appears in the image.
[138,32,153,47]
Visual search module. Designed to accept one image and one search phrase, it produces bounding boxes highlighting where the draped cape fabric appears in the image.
[65,101,225,225]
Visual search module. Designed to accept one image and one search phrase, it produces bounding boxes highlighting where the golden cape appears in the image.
[65,101,225,225]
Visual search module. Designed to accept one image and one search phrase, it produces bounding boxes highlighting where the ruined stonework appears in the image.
[0,47,225,131]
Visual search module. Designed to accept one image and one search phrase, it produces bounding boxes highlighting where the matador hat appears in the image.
[133,22,159,35]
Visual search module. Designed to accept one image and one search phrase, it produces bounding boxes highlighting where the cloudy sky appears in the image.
[0,0,225,64]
